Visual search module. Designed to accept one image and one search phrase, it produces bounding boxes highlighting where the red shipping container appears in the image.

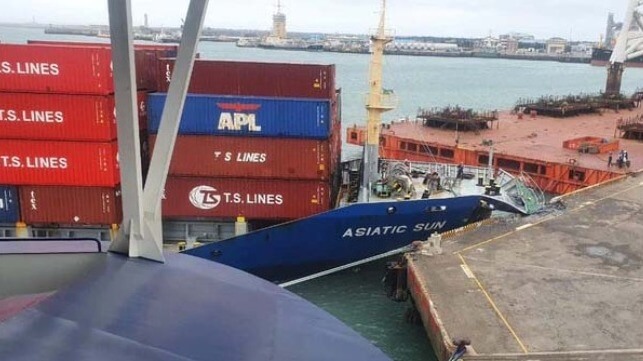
[158,59,336,99]
[25,40,179,92]
[26,40,179,53]
[0,91,148,141]
[19,186,122,225]
[163,176,330,220]
[149,135,331,180]
[27,40,179,91]
[0,44,115,94]
[0,140,119,187]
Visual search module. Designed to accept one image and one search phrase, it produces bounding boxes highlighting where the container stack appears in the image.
[0,42,176,231]
[148,59,341,223]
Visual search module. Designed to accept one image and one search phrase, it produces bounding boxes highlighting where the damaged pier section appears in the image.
[406,175,643,360]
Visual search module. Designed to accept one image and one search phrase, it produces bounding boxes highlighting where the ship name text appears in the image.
[342,221,447,238]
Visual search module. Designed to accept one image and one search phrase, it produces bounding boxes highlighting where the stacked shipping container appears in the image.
[148,59,341,221]
[0,42,176,227]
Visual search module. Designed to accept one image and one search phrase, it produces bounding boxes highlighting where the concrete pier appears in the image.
[407,174,643,361]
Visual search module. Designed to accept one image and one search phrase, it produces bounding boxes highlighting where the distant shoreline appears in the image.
[0,22,592,65]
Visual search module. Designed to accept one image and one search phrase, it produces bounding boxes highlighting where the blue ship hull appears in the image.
[184,195,489,282]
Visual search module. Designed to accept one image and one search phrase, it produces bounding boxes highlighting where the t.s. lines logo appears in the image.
[189,186,221,210]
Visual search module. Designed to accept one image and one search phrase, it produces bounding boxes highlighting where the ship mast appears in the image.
[361,0,395,202]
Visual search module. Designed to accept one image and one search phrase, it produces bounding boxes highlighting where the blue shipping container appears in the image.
[0,186,19,223]
[147,93,331,139]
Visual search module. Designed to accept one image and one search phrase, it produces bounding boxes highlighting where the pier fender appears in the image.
[382,258,408,302]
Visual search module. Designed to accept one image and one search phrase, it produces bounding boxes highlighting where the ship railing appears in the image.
[368,28,395,41]
[400,160,495,182]
[365,91,398,110]
[381,159,545,214]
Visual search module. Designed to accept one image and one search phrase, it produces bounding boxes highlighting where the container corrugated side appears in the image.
[23,41,177,91]
[0,140,119,187]
[150,135,330,180]
[163,176,330,220]
[148,93,331,139]
[0,93,120,141]
[158,59,335,99]
[0,44,114,94]
[0,186,19,223]
[19,186,122,225]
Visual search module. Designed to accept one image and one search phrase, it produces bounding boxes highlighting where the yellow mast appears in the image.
[362,0,395,200]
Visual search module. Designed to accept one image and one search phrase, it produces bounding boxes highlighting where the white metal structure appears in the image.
[107,0,209,262]
[607,0,643,94]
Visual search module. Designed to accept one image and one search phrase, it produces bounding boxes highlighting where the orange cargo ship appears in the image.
[348,109,643,195]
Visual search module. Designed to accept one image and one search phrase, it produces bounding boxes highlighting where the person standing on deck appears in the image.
[608,152,613,168]
[457,163,464,179]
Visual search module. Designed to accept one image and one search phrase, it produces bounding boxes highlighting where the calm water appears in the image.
[2,25,641,361]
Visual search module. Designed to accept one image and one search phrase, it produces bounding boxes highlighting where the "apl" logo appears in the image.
[189,186,221,210]
[217,103,262,132]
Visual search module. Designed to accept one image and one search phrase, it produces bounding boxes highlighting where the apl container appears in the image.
[0,91,148,141]
[0,44,114,94]
[147,93,331,139]
[157,59,336,99]
[0,186,19,223]
[150,135,332,180]
[0,140,119,187]
[19,186,122,225]
[163,176,330,220]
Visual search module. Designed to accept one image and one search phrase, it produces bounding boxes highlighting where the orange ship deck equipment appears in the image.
[348,109,643,195]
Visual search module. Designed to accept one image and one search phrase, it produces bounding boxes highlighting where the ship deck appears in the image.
[406,174,643,361]
[381,108,643,173]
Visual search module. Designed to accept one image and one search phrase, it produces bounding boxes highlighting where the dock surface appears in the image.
[407,174,643,360]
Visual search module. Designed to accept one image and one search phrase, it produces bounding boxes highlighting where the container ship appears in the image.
[0,33,539,282]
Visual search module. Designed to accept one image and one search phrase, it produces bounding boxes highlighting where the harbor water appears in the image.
[3,25,643,361]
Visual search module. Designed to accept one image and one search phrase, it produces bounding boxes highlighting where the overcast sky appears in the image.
[0,0,625,41]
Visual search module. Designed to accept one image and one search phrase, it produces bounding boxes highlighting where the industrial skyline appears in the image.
[0,0,624,41]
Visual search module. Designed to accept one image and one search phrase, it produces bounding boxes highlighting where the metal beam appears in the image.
[107,0,149,259]
[607,0,643,95]
[142,0,209,255]
[611,0,639,64]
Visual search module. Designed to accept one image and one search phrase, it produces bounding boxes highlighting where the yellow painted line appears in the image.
[460,264,474,279]
[458,254,529,354]
[456,230,517,254]
[515,223,533,231]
